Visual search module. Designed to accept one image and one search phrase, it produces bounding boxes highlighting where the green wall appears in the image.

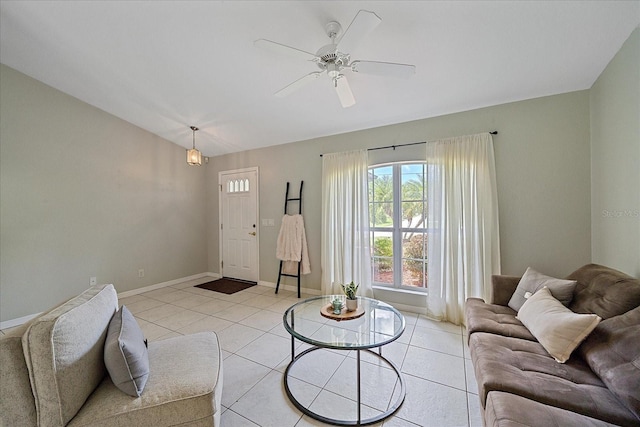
[206,90,593,298]
[0,64,208,322]
[590,27,640,277]
[2,26,637,322]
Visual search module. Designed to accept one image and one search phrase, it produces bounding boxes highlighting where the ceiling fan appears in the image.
[255,10,416,108]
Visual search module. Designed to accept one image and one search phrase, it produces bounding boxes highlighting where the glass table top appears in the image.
[283,296,405,350]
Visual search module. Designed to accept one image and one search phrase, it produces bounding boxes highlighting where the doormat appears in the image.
[195,278,257,295]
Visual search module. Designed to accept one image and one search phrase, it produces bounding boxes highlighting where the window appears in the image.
[227,178,249,193]
[369,163,427,290]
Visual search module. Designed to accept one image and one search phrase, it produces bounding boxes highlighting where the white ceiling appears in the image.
[1,1,638,156]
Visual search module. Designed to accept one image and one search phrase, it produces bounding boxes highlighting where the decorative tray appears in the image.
[320,303,365,321]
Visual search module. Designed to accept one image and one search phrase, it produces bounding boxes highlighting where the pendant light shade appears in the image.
[186,126,202,166]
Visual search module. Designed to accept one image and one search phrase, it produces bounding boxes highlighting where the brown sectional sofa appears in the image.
[465,264,640,427]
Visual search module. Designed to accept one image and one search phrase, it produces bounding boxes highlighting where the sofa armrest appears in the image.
[490,275,521,306]
[0,325,37,427]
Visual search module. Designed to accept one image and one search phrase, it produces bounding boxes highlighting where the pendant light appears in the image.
[186,126,202,166]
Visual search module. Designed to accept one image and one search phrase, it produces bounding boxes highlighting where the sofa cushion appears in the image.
[490,275,521,306]
[22,284,118,427]
[485,391,620,427]
[517,287,601,363]
[567,264,640,319]
[67,332,223,427]
[469,332,638,426]
[104,305,150,396]
[578,305,640,419]
[0,323,37,427]
[508,267,576,311]
[465,298,535,341]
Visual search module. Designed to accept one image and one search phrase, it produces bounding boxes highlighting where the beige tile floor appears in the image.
[3,278,482,427]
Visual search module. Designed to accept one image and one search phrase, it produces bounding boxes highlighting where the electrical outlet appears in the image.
[138,269,144,278]
[90,277,97,286]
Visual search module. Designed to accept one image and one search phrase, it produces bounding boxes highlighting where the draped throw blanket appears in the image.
[276,214,311,275]
[426,133,501,325]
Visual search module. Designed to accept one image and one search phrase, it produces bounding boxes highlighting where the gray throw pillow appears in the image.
[508,267,577,312]
[104,305,149,396]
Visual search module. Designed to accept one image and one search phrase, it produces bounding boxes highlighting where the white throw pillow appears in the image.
[517,287,601,363]
[508,267,577,312]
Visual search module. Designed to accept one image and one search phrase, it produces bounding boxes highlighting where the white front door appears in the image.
[219,168,259,282]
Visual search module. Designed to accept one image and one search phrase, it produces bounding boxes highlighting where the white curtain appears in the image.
[426,133,501,325]
[321,149,373,297]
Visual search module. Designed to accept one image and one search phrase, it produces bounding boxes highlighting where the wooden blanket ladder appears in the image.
[275,181,303,298]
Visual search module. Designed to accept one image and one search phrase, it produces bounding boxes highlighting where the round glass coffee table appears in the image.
[283,296,406,426]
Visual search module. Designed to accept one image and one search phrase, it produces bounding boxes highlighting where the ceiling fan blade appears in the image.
[254,39,318,61]
[336,10,382,54]
[334,75,355,108]
[351,60,416,78]
[275,72,323,98]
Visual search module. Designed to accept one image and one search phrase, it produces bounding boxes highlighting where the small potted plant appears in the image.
[341,281,359,312]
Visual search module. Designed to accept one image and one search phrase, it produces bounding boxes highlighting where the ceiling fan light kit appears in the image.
[324,21,342,41]
[255,9,416,108]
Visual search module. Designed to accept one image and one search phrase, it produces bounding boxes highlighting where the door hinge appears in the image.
[219,184,222,192]
[221,260,223,269]
[221,223,223,230]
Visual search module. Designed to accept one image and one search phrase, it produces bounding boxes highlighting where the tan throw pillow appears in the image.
[517,287,601,363]
[508,267,577,311]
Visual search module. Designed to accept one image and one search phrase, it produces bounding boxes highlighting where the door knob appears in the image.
[249,232,256,236]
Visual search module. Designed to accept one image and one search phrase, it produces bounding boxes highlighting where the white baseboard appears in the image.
[1,273,428,330]
[117,272,219,298]
[383,301,428,315]
[0,272,221,330]
[0,312,44,330]
[257,280,322,296]
[256,281,426,314]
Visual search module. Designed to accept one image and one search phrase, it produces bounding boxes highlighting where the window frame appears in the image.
[369,162,428,292]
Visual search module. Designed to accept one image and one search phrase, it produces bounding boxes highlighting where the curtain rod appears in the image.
[319,131,498,157]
